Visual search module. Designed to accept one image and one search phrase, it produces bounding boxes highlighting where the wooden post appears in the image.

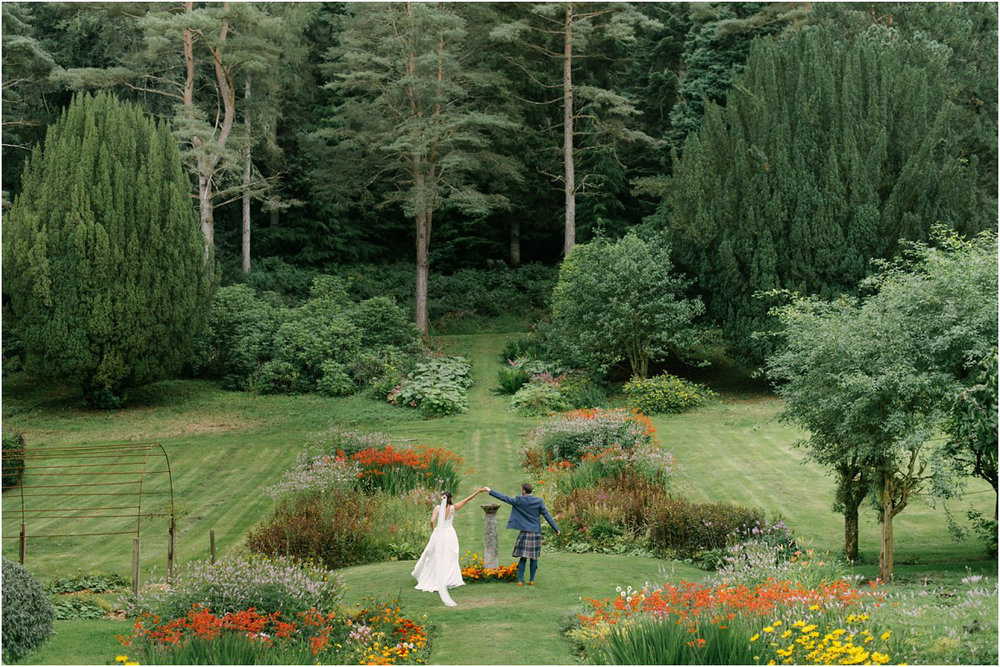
[132,537,141,597]
[210,529,216,564]
[167,518,175,584]
[19,523,25,565]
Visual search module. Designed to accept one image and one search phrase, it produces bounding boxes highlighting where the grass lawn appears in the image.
[3,333,995,664]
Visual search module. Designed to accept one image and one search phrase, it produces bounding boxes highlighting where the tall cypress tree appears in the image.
[661,25,994,367]
[3,92,214,406]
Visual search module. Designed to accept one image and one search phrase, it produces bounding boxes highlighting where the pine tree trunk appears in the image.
[415,207,431,338]
[197,168,214,252]
[510,218,521,266]
[242,78,252,275]
[562,3,576,258]
[414,160,431,338]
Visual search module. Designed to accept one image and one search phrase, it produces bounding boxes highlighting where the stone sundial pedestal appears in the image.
[480,504,501,569]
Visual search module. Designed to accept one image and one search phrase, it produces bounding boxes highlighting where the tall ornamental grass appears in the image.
[594,616,757,665]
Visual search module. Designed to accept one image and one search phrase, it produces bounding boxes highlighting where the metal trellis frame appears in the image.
[2,442,175,593]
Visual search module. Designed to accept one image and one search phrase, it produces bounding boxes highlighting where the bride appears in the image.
[411,488,483,606]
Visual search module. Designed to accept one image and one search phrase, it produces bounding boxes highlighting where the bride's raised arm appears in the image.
[451,488,483,512]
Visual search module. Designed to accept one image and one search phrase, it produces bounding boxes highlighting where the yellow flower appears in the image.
[763,627,774,633]
[115,657,128,663]
[125,663,140,666]
[809,605,820,611]
[751,634,760,642]
[880,631,891,641]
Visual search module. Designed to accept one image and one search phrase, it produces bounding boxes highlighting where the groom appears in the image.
[480,483,559,586]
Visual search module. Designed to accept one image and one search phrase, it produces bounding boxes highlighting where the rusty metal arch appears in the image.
[2,442,175,591]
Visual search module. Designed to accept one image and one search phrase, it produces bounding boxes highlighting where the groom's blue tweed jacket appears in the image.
[488,490,559,534]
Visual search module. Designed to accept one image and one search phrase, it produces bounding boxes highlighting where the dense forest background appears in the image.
[3,1,997,362]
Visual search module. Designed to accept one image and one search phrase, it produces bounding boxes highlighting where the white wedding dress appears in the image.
[411,497,464,606]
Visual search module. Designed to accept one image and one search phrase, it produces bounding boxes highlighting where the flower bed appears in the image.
[268,442,463,497]
[117,600,429,665]
[570,577,893,665]
[525,408,657,465]
[459,552,518,583]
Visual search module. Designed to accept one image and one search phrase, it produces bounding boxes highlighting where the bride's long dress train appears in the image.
[411,501,464,607]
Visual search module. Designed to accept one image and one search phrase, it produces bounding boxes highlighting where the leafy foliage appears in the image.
[508,381,571,417]
[547,233,705,378]
[1,558,54,662]
[390,356,473,417]
[623,373,717,415]
[45,572,128,594]
[2,92,213,407]
[2,431,26,490]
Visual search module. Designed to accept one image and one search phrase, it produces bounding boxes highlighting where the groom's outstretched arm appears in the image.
[487,488,516,505]
[540,504,560,533]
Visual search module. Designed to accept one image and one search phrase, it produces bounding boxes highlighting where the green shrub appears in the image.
[254,360,306,394]
[1,313,24,377]
[45,572,128,593]
[188,285,283,389]
[509,381,570,416]
[496,365,531,394]
[272,310,360,385]
[554,471,672,542]
[243,256,320,299]
[650,499,765,556]
[2,558,54,661]
[623,373,717,414]
[125,554,343,620]
[2,431,25,490]
[52,597,105,620]
[349,296,421,352]
[391,356,473,417]
[500,335,544,363]
[558,374,607,409]
[316,361,356,397]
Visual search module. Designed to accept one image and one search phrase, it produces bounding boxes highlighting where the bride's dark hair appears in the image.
[444,492,453,505]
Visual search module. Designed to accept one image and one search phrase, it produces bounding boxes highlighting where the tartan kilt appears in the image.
[512,530,542,559]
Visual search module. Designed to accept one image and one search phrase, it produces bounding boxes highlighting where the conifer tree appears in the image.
[3,92,214,407]
[662,25,995,367]
[314,2,518,337]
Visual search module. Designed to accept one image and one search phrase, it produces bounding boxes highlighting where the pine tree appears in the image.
[2,92,214,407]
[314,2,519,336]
[662,25,994,367]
